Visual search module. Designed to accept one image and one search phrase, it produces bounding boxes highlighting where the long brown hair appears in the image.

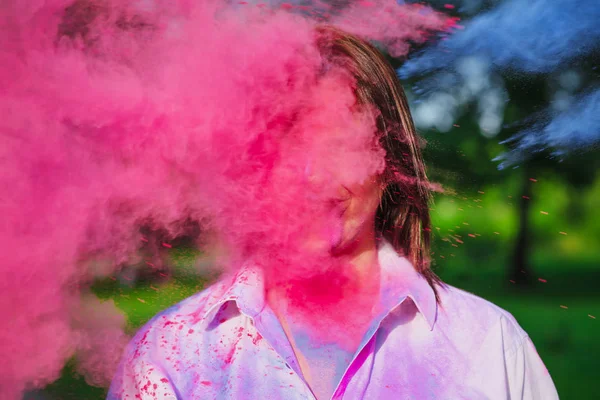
[316,26,442,299]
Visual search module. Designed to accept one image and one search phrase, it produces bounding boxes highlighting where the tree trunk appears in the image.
[510,166,533,285]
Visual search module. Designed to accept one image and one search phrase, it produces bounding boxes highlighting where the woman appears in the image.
[108,26,559,400]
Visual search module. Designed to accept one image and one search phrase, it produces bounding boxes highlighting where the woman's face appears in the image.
[300,171,382,256]
[327,176,382,255]
[300,118,384,256]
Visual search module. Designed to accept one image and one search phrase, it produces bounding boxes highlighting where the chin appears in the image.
[329,231,360,256]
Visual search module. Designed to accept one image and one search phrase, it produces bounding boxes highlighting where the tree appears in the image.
[395,0,600,284]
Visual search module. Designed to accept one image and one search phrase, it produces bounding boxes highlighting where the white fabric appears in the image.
[108,241,559,399]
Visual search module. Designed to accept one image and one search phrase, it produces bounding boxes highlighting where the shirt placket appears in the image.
[331,295,410,399]
[329,324,378,399]
[251,306,319,399]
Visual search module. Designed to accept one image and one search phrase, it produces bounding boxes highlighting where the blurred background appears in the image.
[28,0,599,398]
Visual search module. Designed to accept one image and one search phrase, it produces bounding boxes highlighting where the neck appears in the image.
[265,228,382,354]
[331,227,380,284]
[266,226,381,321]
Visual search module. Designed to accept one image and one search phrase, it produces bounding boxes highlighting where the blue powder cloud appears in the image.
[401,0,600,76]
[495,89,600,168]
[399,0,600,166]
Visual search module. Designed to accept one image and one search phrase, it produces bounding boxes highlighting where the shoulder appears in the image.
[434,285,559,398]
[109,279,236,398]
[122,278,231,361]
[435,284,529,357]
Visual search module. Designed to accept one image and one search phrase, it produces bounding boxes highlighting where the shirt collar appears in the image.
[377,239,438,331]
[201,263,266,322]
[202,239,437,330]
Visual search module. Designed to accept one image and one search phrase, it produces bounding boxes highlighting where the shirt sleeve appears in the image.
[505,335,559,400]
[107,324,179,400]
[107,356,179,400]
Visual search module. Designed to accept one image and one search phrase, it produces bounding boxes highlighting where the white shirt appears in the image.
[108,241,559,399]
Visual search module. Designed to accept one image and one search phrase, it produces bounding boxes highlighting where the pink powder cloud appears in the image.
[0,0,452,397]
